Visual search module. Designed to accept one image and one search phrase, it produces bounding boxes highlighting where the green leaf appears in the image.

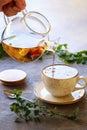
[0,44,7,58]
[56,43,67,50]
[10,89,79,122]
[68,107,79,120]
[14,89,22,97]
[56,50,68,57]
[56,44,87,64]
[34,109,40,116]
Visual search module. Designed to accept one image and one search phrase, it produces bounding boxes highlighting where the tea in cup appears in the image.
[41,64,87,97]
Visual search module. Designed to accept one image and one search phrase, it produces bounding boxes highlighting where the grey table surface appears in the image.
[0,55,87,130]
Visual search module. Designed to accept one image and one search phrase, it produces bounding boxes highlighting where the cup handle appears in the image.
[74,76,87,91]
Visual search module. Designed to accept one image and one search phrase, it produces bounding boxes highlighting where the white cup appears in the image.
[41,64,87,97]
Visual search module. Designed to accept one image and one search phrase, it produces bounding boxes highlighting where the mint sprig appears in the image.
[56,44,87,64]
[10,89,79,122]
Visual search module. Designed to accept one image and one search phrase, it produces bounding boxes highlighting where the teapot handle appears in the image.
[3,8,28,25]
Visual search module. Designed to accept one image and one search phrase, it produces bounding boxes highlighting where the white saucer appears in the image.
[0,69,27,86]
[34,81,85,105]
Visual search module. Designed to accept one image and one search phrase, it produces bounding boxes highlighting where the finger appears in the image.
[12,6,22,12]
[3,10,17,16]
[2,0,26,16]
[3,9,17,16]
[14,0,26,10]
[3,4,18,16]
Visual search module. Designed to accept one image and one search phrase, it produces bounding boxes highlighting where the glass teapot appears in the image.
[1,10,57,62]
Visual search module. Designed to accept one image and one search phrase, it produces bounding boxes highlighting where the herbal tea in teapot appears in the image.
[2,39,48,62]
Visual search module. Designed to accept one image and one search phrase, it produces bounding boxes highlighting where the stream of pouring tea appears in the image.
[51,39,60,78]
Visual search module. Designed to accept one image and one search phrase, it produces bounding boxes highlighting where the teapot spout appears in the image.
[39,40,58,53]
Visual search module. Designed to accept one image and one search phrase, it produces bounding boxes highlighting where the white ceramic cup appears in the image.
[41,64,87,97]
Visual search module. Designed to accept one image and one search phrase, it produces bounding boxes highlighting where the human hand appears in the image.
[0,0,26,16]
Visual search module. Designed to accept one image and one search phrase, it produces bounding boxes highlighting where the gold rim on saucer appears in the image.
[34,81,85,105]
